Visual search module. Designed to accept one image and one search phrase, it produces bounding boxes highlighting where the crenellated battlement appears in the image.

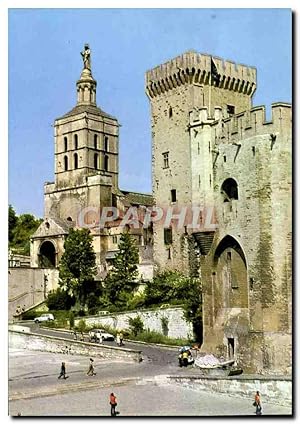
[189,102,292,142]
[145,50,257,98]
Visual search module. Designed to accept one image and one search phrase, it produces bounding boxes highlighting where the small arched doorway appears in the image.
[39,240,56,268]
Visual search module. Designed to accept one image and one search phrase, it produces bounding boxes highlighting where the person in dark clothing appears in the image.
[87,358,96,376]
[58,362,67,379]
[110,392,117,416]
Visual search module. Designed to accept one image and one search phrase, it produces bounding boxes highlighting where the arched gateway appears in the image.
[38,240,56,268]
[203,235,249,361]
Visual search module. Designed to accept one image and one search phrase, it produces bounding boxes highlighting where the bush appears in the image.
[21,310,40,320]
[76,319,86,333]
[46,288,75,311]
[126,293,146,310]
[129,329,190,346]
[128,316,144,336]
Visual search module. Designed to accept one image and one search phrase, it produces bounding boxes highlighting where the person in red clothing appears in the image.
[254,391,262,415]
[110,392,117,416]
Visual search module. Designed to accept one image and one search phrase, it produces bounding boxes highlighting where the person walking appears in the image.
[58,362,67,379]
[87,358,96,376]
[119,332,124,346]
[254,391,262,415]
[116,333,120,346]
[109,392,117,416]
[73,330,77,340]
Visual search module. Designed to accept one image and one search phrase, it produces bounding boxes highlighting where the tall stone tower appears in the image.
[145,51,256,272]
[146,50,292,376]
[44,44,120,222]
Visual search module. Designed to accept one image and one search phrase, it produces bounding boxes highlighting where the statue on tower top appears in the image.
[81,44,91,71]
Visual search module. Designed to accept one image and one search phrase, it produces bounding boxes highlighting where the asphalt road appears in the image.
[9,323,292,416]
[20,321,180,367]
[9,349,292,416]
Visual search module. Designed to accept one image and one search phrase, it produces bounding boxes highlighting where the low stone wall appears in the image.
[168,376,292,407]
[75,307,193,339]
[9,330,142,363]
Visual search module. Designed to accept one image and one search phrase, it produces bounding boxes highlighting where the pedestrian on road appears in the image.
[99,333,103,344]
[253,391,262,415]
[58,362,67,379]
[73,330,77,340]
[87,358,96,376]
[119,332,124,346]
[116,333,120,346]
[110,392,117,416]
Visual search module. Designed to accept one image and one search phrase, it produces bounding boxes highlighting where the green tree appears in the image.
[10,212,42,254]
[59,228,97,309]
[128,315,144,336]
[144,270,183,306]
[104,232,139,306]
[46,288,75,311]
[8,205,18,243]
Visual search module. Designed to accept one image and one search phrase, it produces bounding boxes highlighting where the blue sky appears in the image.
[8,8,292,217]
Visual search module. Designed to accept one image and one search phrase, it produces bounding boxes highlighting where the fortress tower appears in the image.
[146,51,292,375]
[146,50,256,272]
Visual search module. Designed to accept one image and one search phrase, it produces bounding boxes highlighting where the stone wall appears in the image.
[169,375,292,407]
[9,330,142,363]
[75,307,193,340]
[8,268,58,320]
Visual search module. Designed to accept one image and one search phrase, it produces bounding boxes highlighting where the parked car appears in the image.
[34,313,55,323]
[88,328,115,342]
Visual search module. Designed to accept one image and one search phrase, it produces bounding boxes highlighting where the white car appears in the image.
[34,313,55,323]
[88,328,115,342]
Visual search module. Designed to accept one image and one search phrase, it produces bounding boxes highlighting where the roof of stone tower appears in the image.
[58,104,116,120]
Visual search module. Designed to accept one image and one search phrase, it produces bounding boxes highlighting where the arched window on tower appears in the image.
[104,155,109,171]
[74,134,78,150]
[221,178,238,202]
[94,134,98,149]
[104,136,109,152]
[64,155,68,171]
[74,153,78,169]
[94,153,98,169]
[64,137,68,152]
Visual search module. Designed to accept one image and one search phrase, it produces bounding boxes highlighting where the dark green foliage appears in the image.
[9,206,42,254]
[104,232,139,307]
[128,315,144,336]
[76,319,86,332]
[59,228,97,308]
[144,271,186,306]
[46,288,75,311]
[9,205,18,243]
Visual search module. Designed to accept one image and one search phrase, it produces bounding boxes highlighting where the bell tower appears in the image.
[54,44,119,191]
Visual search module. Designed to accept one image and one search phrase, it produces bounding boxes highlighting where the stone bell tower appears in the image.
[44,44,120,222]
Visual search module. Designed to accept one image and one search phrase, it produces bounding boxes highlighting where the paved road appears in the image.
[9,350,291,417]
[21,322,180,366]
[9,324,292,416]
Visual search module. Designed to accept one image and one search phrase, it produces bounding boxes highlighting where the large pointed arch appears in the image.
[214,235,247,267]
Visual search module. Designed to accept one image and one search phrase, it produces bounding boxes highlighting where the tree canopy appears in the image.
[104,232,139,307]
[59,228,97,308]
[9,205,42,255]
